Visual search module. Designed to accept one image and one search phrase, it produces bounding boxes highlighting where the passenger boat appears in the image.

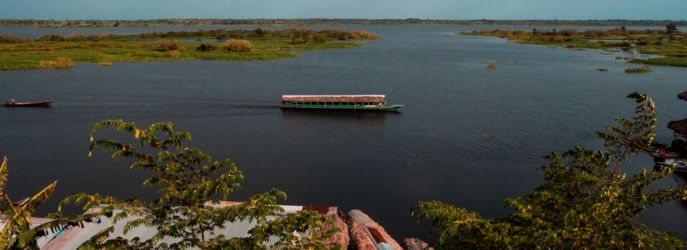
[3,100,53,107]
[280,95,403,112]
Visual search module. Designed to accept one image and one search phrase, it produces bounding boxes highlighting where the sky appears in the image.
[0,0,686,20]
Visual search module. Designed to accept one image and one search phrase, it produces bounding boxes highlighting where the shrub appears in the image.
[559,29,578,36]
[39,57,74,69]
[36,34,64,42]
[65,32,86,40]
[158,40,184,52]
[223,39,253,52]
[168,50,181,58]
[196,43,216,52]
[254,27,266,38]
[0,35,26,44]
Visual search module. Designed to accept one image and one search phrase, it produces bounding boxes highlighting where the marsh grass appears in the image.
[461,29,687,67]
[0,28,374,70]
[158,40,185,52]
[38,57,74,69]
[222,39,253,52]
[97,61,113,66]
[0,35,26,44]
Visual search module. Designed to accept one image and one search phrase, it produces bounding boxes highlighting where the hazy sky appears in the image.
[1,0,686,20]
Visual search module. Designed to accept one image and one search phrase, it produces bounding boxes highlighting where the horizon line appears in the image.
[1,18,686,22]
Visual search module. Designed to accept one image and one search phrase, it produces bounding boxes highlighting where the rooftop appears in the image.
[282,95,386,103]
[668,118,687,135]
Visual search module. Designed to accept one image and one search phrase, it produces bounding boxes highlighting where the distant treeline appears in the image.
[1,19,686,28]
[0,28,378,44]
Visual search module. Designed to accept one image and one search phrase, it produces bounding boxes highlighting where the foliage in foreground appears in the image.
[53,120,334,249]
[0,156,101,249]
[415,92,687,249]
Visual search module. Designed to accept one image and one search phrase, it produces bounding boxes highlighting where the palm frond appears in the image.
[19,181,57,215]
[0,155,8,201]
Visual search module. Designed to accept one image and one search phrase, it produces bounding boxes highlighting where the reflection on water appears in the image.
[281,109,393,125]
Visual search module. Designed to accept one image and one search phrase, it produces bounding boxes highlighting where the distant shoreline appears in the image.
[1,19,686,28]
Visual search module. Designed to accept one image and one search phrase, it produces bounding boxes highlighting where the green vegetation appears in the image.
[38,57,75,69]
[0,156,57,249]
[0,156,101,249]
[461,26,687,67]
[222,39,253,52]
[47,120,335,249]
[0,35,26,44]
[625,67,653,74]
[0,28,379,70]
[414,93,687,248]
[0,120,337,249]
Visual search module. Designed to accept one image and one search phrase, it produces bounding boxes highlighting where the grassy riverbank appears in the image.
[0,28,378,70]
[460,28,687,67]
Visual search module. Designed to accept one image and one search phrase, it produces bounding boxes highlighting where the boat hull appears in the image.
[280,104,403,112]
[3,100,53,107]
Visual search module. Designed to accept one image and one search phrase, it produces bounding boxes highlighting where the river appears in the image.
[1,25,686,239]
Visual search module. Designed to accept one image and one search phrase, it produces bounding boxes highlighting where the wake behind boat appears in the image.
[3,99,53,107]
[280,95,403,112]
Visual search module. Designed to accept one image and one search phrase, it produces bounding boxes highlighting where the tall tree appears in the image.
[414,93,687,249]
[57,120,334,249]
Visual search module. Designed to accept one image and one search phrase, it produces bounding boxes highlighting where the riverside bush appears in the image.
[39,57,74,69]
[0,35,26,44]
[158,40,184,52]
[223,39,253,52]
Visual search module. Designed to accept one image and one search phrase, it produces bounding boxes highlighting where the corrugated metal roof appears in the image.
[669,118,687,135]
[282,95,386,103]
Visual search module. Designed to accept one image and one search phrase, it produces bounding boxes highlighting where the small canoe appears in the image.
[644,143,680,159]
[3,100,53,107]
